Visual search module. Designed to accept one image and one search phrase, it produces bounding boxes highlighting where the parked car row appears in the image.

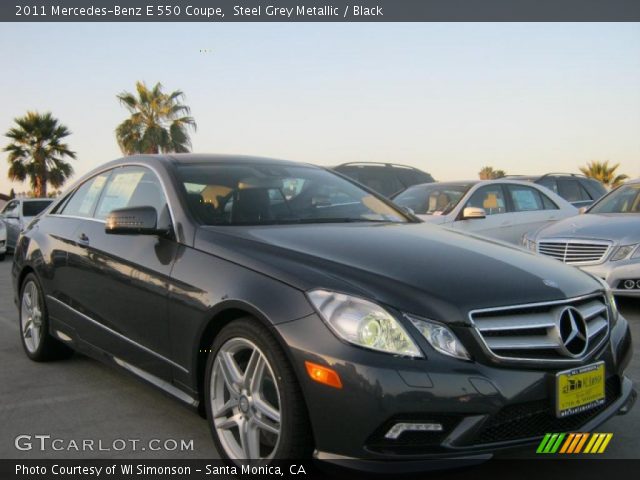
[0,198,54,260]
[392,179,578,245]
[524,179,640,298]
[339,164,635,300]
[9,154,635,469]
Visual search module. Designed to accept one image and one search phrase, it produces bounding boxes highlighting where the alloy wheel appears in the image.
[21,280,43,354]
[210,337,282,460]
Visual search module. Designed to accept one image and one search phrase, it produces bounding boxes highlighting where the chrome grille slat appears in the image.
[485,336,557,350]
[537,239,611,265]
[587,318,607,338]
[469,293,610,365]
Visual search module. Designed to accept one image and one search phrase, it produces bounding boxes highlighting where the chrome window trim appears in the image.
[46,161,180,239]
[468,292,610,366]
[47,295,189,374]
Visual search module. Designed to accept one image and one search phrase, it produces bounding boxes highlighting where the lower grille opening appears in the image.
[470,376,620,445]
[365,414,461,455]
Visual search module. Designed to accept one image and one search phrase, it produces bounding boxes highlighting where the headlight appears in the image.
[594,277,618,325]
[307,289,422,357]
[632,245,640,259]
[524,238,537,252]
[610,244,638,262]
[405,315,471,360]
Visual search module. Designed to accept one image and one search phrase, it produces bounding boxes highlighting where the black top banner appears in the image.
[2,0,640,22]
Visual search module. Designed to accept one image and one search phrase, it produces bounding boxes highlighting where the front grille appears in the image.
[472,376,620,445]
[470,294,609,364]
[365,414,461,455]
[538,240,610,265]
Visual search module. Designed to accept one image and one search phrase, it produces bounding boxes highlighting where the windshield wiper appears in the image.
[273,217,394,224]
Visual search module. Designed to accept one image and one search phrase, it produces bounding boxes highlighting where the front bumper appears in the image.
[580,259,640,298]
[276,312,634,466]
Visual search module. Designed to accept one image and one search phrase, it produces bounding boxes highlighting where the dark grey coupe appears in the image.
[11,155,635,470]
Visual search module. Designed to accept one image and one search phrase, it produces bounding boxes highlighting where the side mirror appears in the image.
[105,206,163,235]
[399,206,415,216]
[462,207,486,220]
[578,207,588,214]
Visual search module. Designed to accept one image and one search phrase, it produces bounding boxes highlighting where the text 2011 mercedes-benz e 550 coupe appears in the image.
[12,155,635,470]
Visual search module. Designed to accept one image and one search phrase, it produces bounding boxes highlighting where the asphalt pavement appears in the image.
[0,259,637,459]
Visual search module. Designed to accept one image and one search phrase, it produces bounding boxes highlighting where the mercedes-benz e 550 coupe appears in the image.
[12,155,635,470]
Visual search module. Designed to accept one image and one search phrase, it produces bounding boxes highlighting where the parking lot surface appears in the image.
[0,260,637,459]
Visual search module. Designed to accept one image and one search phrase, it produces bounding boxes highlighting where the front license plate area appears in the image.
[556,362,605,418]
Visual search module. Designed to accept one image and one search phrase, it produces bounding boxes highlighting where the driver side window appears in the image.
[465,186,507,216]
[94,166,169,224]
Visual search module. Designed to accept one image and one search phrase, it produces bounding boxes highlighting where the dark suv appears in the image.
[333,162,434,197]
[509,173,607,209]
[12,155,634,470]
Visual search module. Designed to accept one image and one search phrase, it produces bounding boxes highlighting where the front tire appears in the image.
[19,273,73,361]
[204,317,312,463]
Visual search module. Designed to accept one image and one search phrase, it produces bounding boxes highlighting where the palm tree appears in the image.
[579,160,629,188]
[115,81,197,155]
[3,112,76,197]
[478,166,506,180]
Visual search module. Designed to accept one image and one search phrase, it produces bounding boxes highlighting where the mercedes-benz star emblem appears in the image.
[558,307,588,357]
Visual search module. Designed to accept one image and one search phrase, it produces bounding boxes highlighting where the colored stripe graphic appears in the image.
[537,433,613,454]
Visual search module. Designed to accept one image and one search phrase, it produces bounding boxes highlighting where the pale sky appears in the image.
[0,22,639,195]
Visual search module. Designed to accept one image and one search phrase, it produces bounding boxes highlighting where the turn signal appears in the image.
[305,361,343,389]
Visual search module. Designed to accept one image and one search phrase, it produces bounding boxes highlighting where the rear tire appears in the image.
[205,317,312,463]
[0,253,5,262]
[19,273,73,361]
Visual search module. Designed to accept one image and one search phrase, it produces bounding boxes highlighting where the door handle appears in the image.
[77,233,90,245]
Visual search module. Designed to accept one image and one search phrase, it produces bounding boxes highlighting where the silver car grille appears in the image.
[537,240,611,265]
[469,294,610,365]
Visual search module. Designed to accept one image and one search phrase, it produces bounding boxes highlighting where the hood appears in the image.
[417,215,449,225]
[534,213,640,245]
[195,222,601,325]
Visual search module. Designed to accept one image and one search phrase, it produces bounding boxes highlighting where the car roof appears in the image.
[166,153,308,167]
[407,178,552,189]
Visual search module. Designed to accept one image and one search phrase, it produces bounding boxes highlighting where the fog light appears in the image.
[624,280,636,290]
[384,422,443,440]
[636,280,640,289]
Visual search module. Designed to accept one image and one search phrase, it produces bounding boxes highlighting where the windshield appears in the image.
[22,200,53,217]
[176,163,409,225]
[393,184,471,215]
[589,183,640,214]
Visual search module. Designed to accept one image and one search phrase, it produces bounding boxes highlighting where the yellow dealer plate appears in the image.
[556,362,605,418]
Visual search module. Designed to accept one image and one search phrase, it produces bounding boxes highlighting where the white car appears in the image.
[392,179,578,244]
[0,198,54,252]
[0,220,6,261]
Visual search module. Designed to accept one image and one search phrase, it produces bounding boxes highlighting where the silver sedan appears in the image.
[524,179,640,297]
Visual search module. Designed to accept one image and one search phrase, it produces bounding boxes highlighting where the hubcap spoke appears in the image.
[213,397,238,419]
[218,352,243,395]
[251,415,280,436]
[244,350,264,393]
[239,418,261,459]
[215,413,242,431]
[253,397,281,424]
[22,320,33,338]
